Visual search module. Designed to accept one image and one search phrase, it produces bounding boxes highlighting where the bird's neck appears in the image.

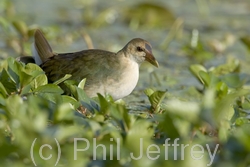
[117,48,142,67]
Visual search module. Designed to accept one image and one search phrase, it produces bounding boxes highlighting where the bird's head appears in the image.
[122,38,159,67]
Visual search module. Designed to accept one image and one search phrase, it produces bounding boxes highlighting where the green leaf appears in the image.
[216,82,228,98]
[64,79,78,96]
[24,63,47,88]
[163,99,200,122]
[53,74,72,85]
[20,84,32,95]
[7,62,21,84]
[0,69,17,94]
[19,71,35,87]
[74,86,99,112]
[5,95,23,116]
[214,89,250,124]
[145,89,167,113]
[7,58,44,88]
[98,93,111,115]
[0,82,8,97]
[75,86,91,102]
[198,71,221,88]
[212,57,240,75]
[78,78,86,89]
[199,71,210,87]
[62,95,80,108]
[54,103,74,123]
[144,88,155,97]
[30,74,48,89]
[189,64,207,84]
[33,84,64,94]
[235,117,249,126]
[157,112,180,139]
[221,73,244,89]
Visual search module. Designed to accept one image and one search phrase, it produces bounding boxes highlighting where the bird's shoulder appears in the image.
[41,49,120,82]
[58,49,116,60]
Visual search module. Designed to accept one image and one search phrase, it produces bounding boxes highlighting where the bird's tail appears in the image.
[32,29,54,65]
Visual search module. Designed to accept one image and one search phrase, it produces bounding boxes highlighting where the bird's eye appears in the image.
[137,46,144,52]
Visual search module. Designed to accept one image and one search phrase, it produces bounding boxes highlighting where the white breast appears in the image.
[84,56,140,100]
[104,58,139,100]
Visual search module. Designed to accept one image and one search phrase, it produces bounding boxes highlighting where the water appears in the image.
[2,0,250,111]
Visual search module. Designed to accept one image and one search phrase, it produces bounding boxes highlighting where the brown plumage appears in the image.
[20,29,159,100]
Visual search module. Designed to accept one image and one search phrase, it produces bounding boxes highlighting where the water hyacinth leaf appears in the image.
[54,103,75,123]
[163,99,200,122]
[189,64,207,84]
[125,120,154,160]
[0,69,17,94]
[7,57,30,87]
[98,93,122,115]
[24,63,47,88]
[213,89,250,124]
[75,86,99,112]
[91,113,105,122]
[33,84,63,94]
[158,100,200,138]
[117,104,131,130]
[5,95,23,116]
[30,74,48,89]
[62,95,79,108]
[7,59,44,88]
[215,82,228,98]
[6,58,24,84]
[0,82,8,97]
[199,71,221,88]
[52,126,85,142]
[24,62,43,72]
[144,88,167,113]
[235,117,249,126]
[7,64,20,85]
[103,94,114,103]
[98,94,131,132]
[199,71,210,87]
[20,64,45,87]
[53,74,72,85]
[19,71,36,87]
[144,88,155,97]
[64,80,78,96]
[233,125,250,151]
[212,57,240,75]
[109,104,132,132]
[157,112,180,139]
[126,120,154,140]
[201,89,216,125]
[78,78,86,89]
[20,84,32,95]
[98,93,110,115]
[221,73,244,89]
[75,86,91,102]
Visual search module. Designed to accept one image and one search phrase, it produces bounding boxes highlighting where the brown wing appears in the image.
[41,49,119,84]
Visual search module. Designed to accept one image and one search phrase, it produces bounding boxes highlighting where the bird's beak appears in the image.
[145,51,159,68]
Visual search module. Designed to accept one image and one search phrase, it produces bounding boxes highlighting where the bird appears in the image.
[18,29,159,100]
